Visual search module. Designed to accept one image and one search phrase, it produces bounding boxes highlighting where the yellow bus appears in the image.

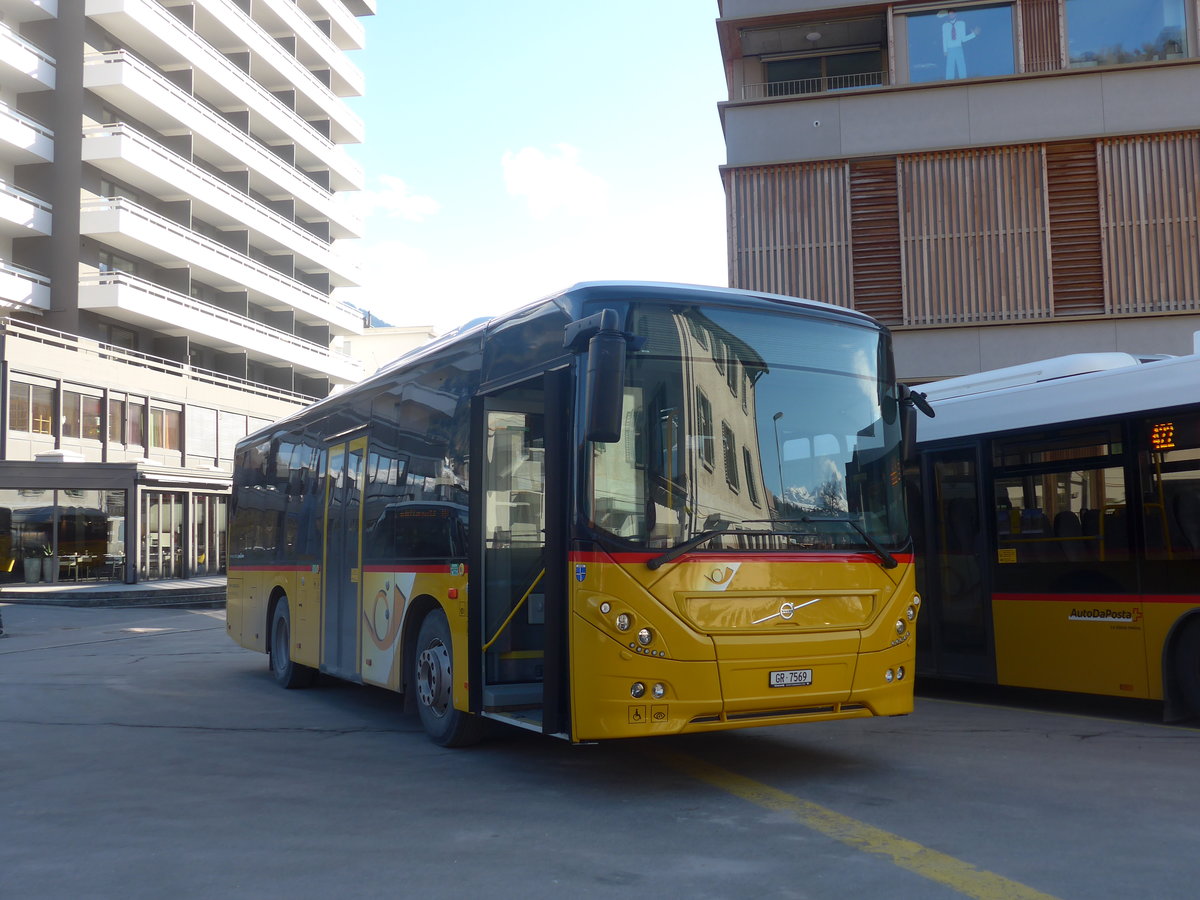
[227,282,927,745]
[914,343,1200,719]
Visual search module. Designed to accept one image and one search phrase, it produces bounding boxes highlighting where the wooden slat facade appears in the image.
[1100,133,1200,315]
[726,136,1200,329]
[849,159,903,326]
[724,162,852,307]
[1045,141,1104,315]
[1018,0,1063,72]
[899,146,1051,325]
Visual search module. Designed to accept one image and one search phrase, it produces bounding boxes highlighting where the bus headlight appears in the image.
[896,666,906,681]
[895,619,906,635]
[631,682,646,698]
[652,683,666,699]
[615,613,631,632]
[884,669,895,683]
[637,627,653,646]
[906,605,918,621]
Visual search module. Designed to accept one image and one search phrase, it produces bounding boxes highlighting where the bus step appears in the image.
[483,682,543,709]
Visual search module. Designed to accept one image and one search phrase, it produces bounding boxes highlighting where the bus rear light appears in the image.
[448,588,458,600]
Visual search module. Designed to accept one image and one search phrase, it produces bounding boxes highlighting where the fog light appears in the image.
[652,683,666,699]
[895,619,906,635]
[600,601,611,614]
[884,668,895,683]
[896,666,906,681]
[615,613,631,632]
[631,682,646,698]
[637,627,653,646]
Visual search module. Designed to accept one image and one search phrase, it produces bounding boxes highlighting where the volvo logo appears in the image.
[751,598,822,625]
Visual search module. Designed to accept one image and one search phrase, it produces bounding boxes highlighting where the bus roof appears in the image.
[918,335,1200,444]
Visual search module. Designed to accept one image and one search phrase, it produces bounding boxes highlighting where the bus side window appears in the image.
[1174,490,1200,553]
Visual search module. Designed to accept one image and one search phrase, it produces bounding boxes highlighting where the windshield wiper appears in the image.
[645,526,732,570]
[799,515,898,569]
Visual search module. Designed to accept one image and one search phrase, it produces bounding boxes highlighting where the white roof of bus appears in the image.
[918,339,1200,444]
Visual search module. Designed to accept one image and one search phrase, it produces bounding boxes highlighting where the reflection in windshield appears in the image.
[589,304,906,553]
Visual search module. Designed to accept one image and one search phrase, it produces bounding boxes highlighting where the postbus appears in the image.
[913,340,1200,719]
[226,282,927,745]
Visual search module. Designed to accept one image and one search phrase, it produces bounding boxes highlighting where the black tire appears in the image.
[1172,616,1200,718]
[414,608,483,747]
[269,598,315,689]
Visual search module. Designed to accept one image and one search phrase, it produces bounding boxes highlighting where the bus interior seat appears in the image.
[1174,491,1200,551]
[1054,510,1085,561]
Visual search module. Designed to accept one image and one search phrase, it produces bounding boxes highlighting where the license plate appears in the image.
[770,668,813,688]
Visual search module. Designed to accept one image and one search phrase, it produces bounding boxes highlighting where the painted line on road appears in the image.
[649,748,1061,900]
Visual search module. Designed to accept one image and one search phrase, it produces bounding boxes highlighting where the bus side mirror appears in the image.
[899,384,934,464]
[565,308,633,444]
[584,327,626,443]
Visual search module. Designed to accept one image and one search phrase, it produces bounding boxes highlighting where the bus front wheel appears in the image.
[414,609,482,747]
[1174,616,1200,718]
[270,598,315,689]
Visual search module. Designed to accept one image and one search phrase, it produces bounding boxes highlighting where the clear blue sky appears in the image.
[344,1,730,334]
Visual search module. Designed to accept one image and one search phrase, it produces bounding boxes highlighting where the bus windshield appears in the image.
[589,304,907,553]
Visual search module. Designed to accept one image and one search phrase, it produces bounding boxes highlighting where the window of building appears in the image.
[1065,0,1188,67]
[765,49,884,95]
[899,4,1017,84]
[62,390,103,440]
[98,250,139,277]
[9,381,54,435]
[108,398,126,444]
[150,407,181,451]
[695,389,715,470]
[743,447,761,506]
[101,323,138,351]
[722,422,740,492]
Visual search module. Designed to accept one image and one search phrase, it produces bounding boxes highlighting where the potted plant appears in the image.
[40,544,55,582]
[23,545,48,584]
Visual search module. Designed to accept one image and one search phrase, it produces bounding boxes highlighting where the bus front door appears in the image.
[920,445,996,681]
[322,436,367,680]
[473,374,568,736]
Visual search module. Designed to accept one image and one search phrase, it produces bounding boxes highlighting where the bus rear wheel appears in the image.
[1174,616,1200,718]
[414,608,482,747]
[270,598,315,689]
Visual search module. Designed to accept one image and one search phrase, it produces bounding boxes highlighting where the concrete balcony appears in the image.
[0,259,50,314]
[0,100,54,165]
[249,0,365,97]
[0,179,51,236]
[83,1,363,175]
[77,271,366,384]
[83,124,361,285]
[79,197,364,335]
[0,0,58,24]
[299,0,367,50]
[0,19,56,92]
[721,60,1200,166]
[83,51,363,201]
[180,0,365,141]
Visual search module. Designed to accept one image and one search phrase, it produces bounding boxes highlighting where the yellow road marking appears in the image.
[651,749,1061,900]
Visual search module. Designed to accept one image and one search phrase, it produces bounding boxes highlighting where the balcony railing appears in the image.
[1,98,54,139]
[0,18,56,89]
[0,259,51,312]
[1,316,323,403]
[82,123,358,280]
[79,196,362,330]
[77,270,365,382]
[741,71,888,100]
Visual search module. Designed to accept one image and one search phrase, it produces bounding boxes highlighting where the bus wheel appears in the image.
[414,609,482,747]
[1174,617,1200,717]
[270,598,315,689]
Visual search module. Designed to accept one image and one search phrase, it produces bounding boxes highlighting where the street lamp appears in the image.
[772,411,785,502]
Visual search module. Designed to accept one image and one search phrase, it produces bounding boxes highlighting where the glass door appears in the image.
[322,436,367,680]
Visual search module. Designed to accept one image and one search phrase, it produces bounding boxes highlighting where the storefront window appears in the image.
[0,488,125,583]
[1066,0,1188,67]
[903,4,1016,84]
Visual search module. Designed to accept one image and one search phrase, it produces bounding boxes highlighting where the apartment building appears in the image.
[716,0,1200,382]
[0,0,374,584]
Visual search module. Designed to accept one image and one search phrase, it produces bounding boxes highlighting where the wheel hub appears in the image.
[416,640,451,717]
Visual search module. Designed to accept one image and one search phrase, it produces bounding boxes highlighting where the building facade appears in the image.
[0,0,374,584]
[716,0,1200,381]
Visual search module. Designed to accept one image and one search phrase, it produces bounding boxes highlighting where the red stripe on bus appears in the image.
[570,550,914,566]
[228,565,314,572]
[362,564,457,574]
[993,592,1200,604]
